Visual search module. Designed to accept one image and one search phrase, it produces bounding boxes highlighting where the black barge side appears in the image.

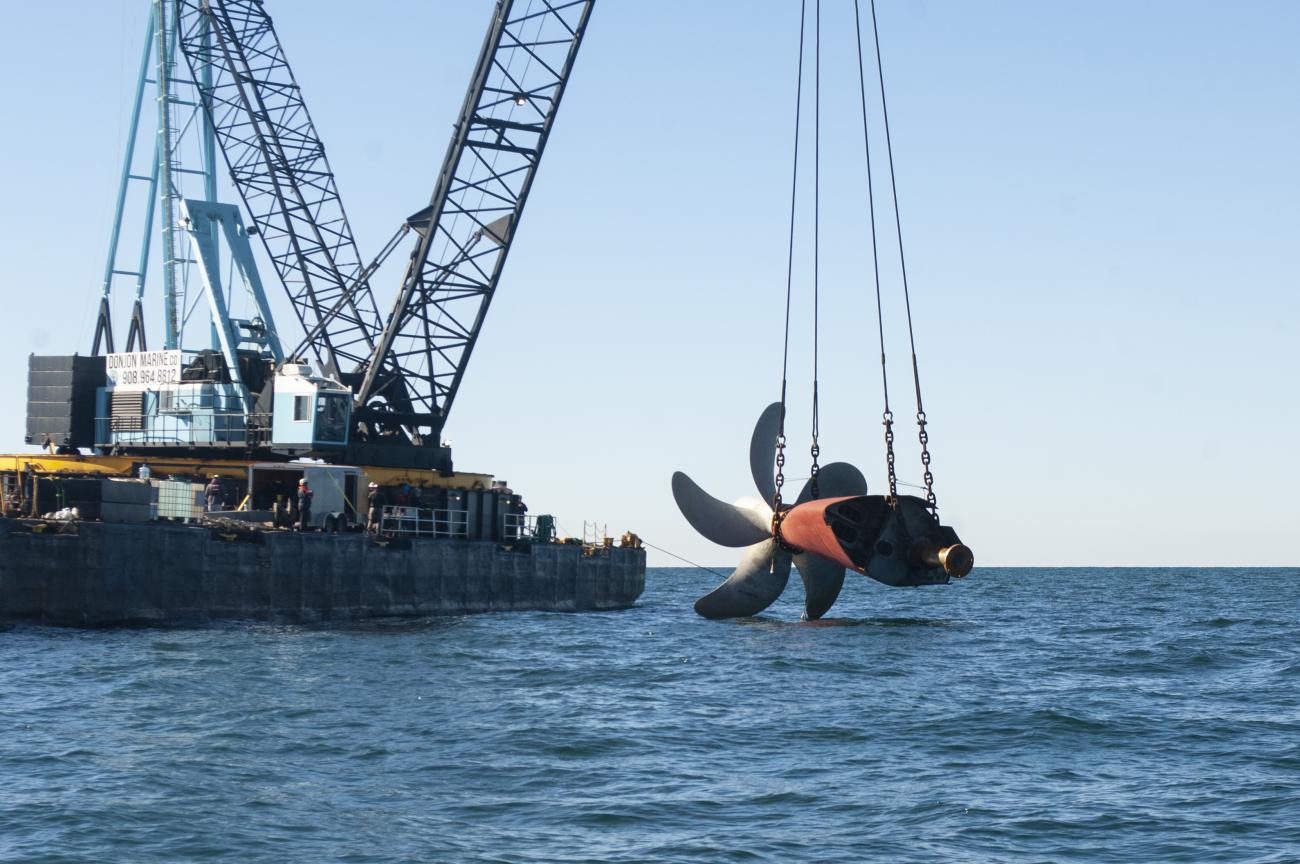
[0,518,645,626]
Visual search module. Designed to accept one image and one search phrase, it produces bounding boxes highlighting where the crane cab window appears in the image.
[293,395,309,422]
[314,394,349,443]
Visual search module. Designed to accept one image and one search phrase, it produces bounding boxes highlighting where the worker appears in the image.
[204,474,224,513]
[296,477,313,531]
[366,482,386,533]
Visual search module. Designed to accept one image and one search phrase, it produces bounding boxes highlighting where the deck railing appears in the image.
[378,506,469,539]
[97,412,271,447]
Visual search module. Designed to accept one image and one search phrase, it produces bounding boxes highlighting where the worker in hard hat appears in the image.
[204,474,224,513]
[366,481,385,534]
[296,477,313,531]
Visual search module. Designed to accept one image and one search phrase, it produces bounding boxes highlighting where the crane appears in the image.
[34,0,592,470]
[173,0,595,467]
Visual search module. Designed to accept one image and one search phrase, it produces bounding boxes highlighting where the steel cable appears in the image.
[868,0,938,513]
[852,0,899,504]
[809,0,822,501]
[773,0,809,519]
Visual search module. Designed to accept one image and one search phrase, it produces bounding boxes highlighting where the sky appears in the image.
[0,1,1296,567]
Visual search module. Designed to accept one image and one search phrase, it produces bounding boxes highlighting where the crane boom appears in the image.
[355,0,595,442]
[174,0,383,379]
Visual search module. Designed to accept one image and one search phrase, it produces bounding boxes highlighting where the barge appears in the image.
[0,517,644,627]
[0,451,644,626]
[0,2,647,626]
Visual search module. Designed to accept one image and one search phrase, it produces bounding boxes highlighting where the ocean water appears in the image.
[1,567,1298,863]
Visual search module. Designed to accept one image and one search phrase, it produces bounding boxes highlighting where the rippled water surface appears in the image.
[2,567,1299,862]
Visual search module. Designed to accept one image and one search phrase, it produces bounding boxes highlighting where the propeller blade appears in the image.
[694,539,792,619]
[731,496,773,521]
[788,462,867,618]
[749,402,783,506]
[793,551,847,620]
[796,461,868,503]
[671,471,771,548]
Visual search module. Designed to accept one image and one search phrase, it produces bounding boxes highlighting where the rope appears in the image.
[853,0,898,504]
[773,0,809,516]
[639,540,731,580]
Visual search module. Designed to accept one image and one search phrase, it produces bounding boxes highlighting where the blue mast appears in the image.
[94,0,221,357]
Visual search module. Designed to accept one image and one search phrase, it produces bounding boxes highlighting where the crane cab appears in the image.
[66,350,353,458]
[268,364,352,453]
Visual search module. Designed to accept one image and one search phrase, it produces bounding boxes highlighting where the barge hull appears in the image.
[0,519,645,626]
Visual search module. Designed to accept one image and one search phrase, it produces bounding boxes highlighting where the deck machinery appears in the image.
[22,0,593,491]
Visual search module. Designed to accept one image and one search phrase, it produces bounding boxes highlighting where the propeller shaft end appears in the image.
[939,543,974,578]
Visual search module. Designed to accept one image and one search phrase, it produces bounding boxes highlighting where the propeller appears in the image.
[672,403,868,620]
[672,403,974,620]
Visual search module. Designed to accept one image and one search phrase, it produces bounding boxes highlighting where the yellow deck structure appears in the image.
[0,453,493,492]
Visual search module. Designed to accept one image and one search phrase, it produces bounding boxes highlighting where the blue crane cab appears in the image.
[268,364,352,451]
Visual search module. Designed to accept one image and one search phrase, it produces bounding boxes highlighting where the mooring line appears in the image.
[639,540,730,579]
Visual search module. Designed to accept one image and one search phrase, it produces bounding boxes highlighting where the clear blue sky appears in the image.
[0,2,1296,567]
